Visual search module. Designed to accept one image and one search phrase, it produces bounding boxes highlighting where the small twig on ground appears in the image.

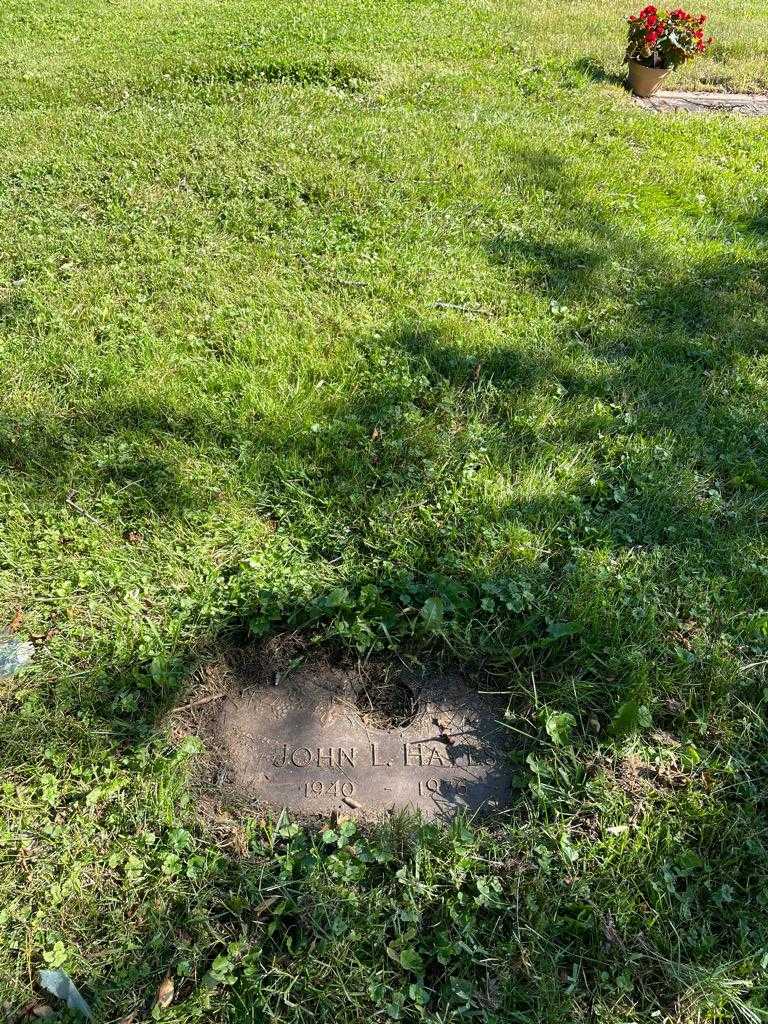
[65,491,102,527]
[741,658,768,671]
[172,692,227,714]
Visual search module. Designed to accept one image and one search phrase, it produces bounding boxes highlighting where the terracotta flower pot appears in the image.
[627,59,671,97]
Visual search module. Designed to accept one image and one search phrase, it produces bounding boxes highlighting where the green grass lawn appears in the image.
[3,1,768,1020]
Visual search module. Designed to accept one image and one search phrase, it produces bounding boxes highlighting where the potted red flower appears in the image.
[625,6,713,97]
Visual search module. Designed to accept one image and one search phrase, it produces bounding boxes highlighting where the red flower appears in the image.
[626,6,713,65]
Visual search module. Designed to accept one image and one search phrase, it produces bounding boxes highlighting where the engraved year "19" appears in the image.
[418,778,468,796]
[304,779,355,798]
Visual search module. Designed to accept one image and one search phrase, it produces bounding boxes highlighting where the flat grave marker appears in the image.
[190,658,513,822]
[635,91,768,115]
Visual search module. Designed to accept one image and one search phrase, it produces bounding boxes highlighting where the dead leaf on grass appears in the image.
[153,974,174,1009]
[30,1004,55,1019]
[253,895,279,917]
[602,911,622,947]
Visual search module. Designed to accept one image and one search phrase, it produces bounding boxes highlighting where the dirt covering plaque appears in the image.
[192,656,512,822]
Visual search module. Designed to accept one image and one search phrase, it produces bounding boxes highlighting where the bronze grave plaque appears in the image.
[197,662,512,821]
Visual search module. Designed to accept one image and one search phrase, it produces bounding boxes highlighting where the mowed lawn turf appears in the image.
[3,1,768,1021]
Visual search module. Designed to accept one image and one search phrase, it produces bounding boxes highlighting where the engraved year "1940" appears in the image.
[304,779,355,798]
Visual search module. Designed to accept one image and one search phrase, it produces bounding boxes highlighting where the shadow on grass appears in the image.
[1,402,216,519]
[572,56,628,88]
[6,143,767,697]
[7,143,768,710]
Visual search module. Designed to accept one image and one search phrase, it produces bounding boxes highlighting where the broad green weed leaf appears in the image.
[542,710,576,746]
[421,596,444,630]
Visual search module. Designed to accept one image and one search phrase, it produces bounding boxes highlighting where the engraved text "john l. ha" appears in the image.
[272,745,358,768]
